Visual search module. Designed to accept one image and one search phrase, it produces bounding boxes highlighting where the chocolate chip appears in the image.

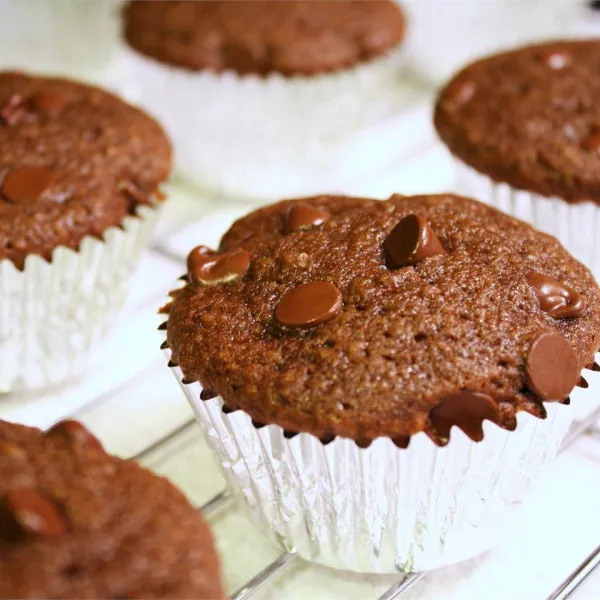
[31,91,68,118]
[525,332,579,401]
[526,271,585,318]
[444,78,476,106]
[222,40,267,74]
[1,166,54,204]
[285,204,329,233]
[46,420,104,453]
[385,214,446,268]
[0,94,26,126]
[582,131,600,154]
[3,488,67,538]
[275,281,342,328]
[430,392,500,442]
[0,441,26,461]
[119,180,149,207]
[187,245,250,285]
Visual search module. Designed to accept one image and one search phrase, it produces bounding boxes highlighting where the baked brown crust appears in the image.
[0,419,223,599]
[123,0,405,75]
[165,194,600,444]
[435,40,600,204]
[0,72,172,269]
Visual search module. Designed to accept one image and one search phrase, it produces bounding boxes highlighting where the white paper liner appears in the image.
[165,343,597,573]
[455,160,600,281]
[117,45,408,200]
[0,205,158,393]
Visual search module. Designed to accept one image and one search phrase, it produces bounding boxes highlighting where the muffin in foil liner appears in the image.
[0,205,158,393]
[165,345,596,573]
[455,160,600,282]
[117,45,407,200]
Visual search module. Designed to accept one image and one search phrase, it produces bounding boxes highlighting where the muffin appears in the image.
[0,71,172,392]
[0,418,223,599]
[435,40,600,279]
[120,0,406,199]
[162,193,600,572]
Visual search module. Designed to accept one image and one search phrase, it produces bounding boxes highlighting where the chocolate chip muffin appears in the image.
[434,40,600,277]
[0,419,223,599]
[0,71,172,392]
[163,193,600,572]
[123,0,405,75]
[119,1,407,199]
[0,71,171,269]
[165,194,600,445]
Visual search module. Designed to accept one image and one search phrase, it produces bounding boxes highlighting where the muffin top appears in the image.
[0,72,172,269]
[435,40,600,204]
[0,419,223,599]
[123,0,405,75]
[165,194,600,446]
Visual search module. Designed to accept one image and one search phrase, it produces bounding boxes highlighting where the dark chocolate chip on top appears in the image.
[45,420,104,453]
[187,245,251,285]
[31,91,69,118]
[525,332,580,401]
[284,204,329,233]
[526,271,585,318]
[384,214,446,268]
[275,281,343,328]
[2,488,68,538]
[1,166,54,204]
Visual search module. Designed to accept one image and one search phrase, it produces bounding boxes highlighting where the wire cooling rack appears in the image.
[2,86,600,599]
[131,411,600,600]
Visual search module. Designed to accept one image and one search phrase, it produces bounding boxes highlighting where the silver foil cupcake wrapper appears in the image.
[0,206,158,393]
[455,160,600,281]
[166,345,598,573]
[117,46,407,200]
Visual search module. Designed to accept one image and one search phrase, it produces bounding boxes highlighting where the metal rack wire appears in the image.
[130,404,600,600]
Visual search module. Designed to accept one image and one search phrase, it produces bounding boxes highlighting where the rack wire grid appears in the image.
[3,75,600,600]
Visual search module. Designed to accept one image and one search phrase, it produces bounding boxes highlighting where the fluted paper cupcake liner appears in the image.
[164,342,597,573]
[455,160,600,281]
[117,45,407,200]
[0,205,158,393]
